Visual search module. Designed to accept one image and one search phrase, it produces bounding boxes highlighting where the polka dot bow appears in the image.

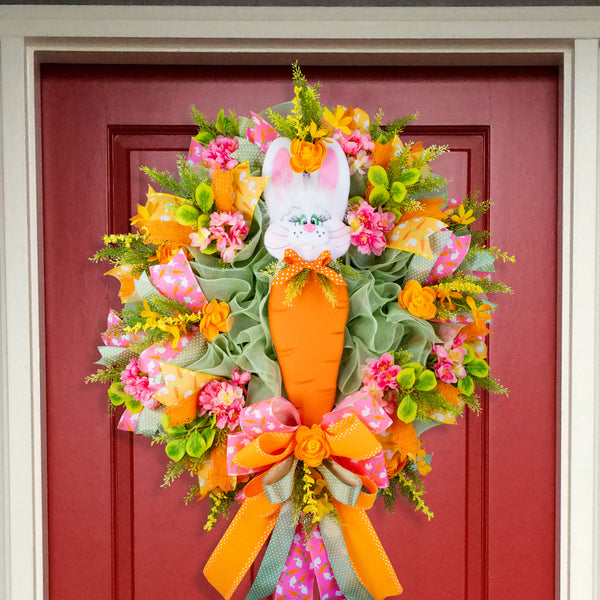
[271,249,346,287]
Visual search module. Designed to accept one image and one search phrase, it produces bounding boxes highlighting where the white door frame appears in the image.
[1,6,598,600]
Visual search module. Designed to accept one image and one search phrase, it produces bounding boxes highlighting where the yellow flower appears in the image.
[435,287,463,310]
[131,200,157,233]
[398,280,437,320]
[294,425,331,467]
[289,139,327,173]
[200,299,232,342]
[450,204,476,226]
[322,105,355,134]
[309,121,330,140]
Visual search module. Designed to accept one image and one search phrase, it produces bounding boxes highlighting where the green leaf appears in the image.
[165,439,187,462]
[462,344,475,364]
[186,429,207,458]
[202,427,217,448]
[197,213,211,229]
[399,168,421,186]
[457,375,475,397]
[194,130,213,144]
[368,165,389,188]
[175,204,201,227]
[216,108,226,134]
[397,395,418,423]
[415,369,437,391]
[396,368,416,390]
[401,362,424,378]
[390,181,407,204]
[369,185,390,207]
[466,358,489,378]
[124,397,143,414]
[201,241,218,255]
[161,414,187,435]
[108,382,128,406]
[195,183,214,213]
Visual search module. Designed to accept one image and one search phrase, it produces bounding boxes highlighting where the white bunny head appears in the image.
[261,138,351,261]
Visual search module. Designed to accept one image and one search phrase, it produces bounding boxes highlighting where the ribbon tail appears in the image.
[335,502,403,600]
[247,501,299,600]
[204,486,280,599]
[319,513,374,600]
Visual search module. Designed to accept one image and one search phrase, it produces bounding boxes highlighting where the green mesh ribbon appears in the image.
[185,200,438,404]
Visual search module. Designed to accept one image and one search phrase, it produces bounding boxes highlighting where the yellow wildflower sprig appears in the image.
[433,279,484,297]
[204,490,227,531]
[398,471,434,520]
[298,463,336,530]
[102,233,149,246]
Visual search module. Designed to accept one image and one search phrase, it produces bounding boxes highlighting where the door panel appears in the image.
[41,64,558,599]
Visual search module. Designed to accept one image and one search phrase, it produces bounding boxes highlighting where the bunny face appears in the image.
[262,138,351,261]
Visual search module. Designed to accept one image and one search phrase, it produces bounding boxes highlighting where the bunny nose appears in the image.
[303,223,316,232]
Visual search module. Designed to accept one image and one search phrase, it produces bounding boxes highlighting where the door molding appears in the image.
[0,6,598,600]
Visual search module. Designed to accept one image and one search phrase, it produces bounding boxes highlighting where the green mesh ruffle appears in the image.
[186,201,438,404]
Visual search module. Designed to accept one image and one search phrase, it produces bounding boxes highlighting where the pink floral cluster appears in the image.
[347,201,396,255]
[332,128,375,176]
[197,368,251,430]
[431,334,468,384]
[120,358,159,409]
[198,136,239,172]
[190,211,249,263]
[362,352,402,392]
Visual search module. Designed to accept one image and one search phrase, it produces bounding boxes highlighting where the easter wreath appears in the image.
[89,64,513,600]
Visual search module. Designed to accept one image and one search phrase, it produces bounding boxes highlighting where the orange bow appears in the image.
[203,411,402,600]
[271,249,346,287]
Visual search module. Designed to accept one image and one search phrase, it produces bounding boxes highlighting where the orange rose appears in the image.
[289,139,326,173]
[200,299,232,342]
[294,425,331,467]
[154,242,191,264]
[398,280,437,319]
[385,452,408,477]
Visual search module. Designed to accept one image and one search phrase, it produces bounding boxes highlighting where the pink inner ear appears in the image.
[318,147,339,189]
[272,147,293,187]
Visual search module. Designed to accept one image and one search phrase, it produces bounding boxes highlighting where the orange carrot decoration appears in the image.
[268,250,348,425]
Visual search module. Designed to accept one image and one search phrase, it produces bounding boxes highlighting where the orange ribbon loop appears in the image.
[271,249,346,287]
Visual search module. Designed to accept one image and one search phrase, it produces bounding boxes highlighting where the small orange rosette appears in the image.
[398,279,437,319]
[289,138,327,173]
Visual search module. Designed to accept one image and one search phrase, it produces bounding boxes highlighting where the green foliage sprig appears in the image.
[90,233,156,275]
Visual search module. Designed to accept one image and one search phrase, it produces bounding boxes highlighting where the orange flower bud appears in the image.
[200,299,232,342]
[294,424,331,467]
[398,280,437,320]
[289,139,327,173]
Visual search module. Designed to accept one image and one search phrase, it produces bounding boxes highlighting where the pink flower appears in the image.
[347,201,396,256]
[197,370,250,430]
[199,211,249,263]
[333,128,374,156]
[363,352,401,392]
[198,136,239,172]
[434,360,457,384]
[348,150,373,176]
[120,358,159,409]
[431,334,469,385]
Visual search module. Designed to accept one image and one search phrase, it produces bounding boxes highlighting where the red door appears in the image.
[41,64,558,599]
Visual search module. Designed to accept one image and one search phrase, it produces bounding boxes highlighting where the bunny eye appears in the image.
[289,214,307,225]
[310,215,320,226]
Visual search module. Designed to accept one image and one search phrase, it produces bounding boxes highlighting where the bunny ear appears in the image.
[272,147,293,187]
[318,145,339,190]
[263,138,292,182]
